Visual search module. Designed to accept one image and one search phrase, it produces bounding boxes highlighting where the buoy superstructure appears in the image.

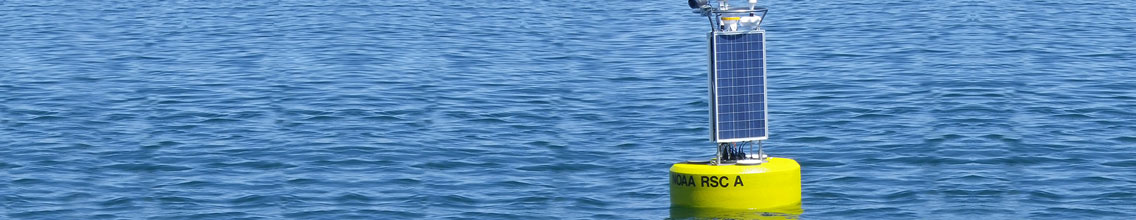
[671,0,801,214]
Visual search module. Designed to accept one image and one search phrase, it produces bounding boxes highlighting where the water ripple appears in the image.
[3,0,1136,219]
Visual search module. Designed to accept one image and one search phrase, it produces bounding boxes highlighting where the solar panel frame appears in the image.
[709,30,768,143]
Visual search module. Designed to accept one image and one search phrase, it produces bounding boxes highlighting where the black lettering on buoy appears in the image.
[672,174,697,187]
[672,174,694,187]
[734,175,744,187]
[719,176,729,188]
[709,176,719,187]
[701,176,710,187]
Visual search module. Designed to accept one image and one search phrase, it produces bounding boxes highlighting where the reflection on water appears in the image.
[670,205,802,220]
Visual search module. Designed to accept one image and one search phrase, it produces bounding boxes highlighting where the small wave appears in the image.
[100,163,193,172]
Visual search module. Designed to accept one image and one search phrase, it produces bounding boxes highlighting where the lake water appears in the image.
[2,0,1135,219]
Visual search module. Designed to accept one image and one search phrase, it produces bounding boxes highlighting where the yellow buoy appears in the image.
[669,157,801,211]
[675,2,799,217]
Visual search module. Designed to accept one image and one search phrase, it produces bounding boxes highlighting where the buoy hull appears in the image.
[669,157,801,211]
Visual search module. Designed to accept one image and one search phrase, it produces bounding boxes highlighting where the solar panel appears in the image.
[710,31,767,143]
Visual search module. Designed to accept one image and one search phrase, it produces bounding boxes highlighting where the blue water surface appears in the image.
[2,0,1135,219]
